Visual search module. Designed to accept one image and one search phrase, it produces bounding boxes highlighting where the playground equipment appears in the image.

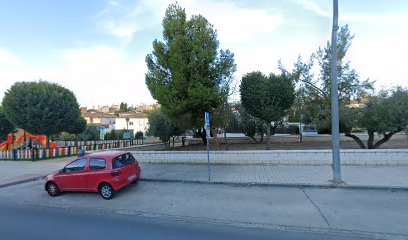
[0,129,57,150]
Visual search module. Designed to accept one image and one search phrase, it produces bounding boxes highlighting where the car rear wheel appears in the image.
[46,182,60,197]
[99,183,114,200]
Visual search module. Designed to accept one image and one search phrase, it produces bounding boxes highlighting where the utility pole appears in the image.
[331,0,342,183]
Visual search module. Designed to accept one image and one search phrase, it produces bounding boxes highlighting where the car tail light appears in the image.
[110,170,121,176]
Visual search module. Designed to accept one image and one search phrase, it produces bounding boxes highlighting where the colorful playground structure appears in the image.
[0,129,56,150]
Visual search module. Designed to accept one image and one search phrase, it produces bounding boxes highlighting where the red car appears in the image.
[45,151,141,200]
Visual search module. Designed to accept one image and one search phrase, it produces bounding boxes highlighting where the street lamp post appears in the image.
[331,0,342,183]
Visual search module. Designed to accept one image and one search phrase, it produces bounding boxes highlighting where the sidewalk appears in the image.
[0,157,75,187]
[140,164,408,189]
[1,157,407,189]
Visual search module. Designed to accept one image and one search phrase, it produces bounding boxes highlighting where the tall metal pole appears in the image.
[205,112,211,181]
[207,131,210,181]
[331,0,342,183]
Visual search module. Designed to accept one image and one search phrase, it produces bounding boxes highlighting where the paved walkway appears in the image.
[1,157,408,189]
[140,164,408,189]
[0,157,75,187]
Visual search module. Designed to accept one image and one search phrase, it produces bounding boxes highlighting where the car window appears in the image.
[65,158,87,173]
[89,158,106,170]
[113,153,135,169]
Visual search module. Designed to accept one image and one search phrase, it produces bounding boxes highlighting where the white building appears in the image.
[115,112,149,135]
[82,111,116,134]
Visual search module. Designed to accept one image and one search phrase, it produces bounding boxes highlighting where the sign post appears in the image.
[205,112,211,181]
[99,126,105,140]
[123,131,131,140]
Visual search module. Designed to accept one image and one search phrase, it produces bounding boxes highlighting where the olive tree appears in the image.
[342,88,408,149]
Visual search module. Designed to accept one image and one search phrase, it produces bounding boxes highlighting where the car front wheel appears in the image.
[46,182,60,197]
[99,183,114,200]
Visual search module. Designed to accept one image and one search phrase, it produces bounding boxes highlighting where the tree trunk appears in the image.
[266,121,271,150]
[223,127,229,150]
[172,137,175,147]
[367,130,375,149]
[373,132,395,149]
[345,133,366,149]
[198,128,207,145]
[211,127,220,150]
[271,125,277,136]
[299,122,303,143]
[248,135,258,143]
[260,130,264,143]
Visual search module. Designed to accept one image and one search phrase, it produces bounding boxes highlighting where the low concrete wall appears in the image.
[188,133,408,144]
[131,149,408,166]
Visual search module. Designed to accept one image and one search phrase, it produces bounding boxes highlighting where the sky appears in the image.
[0,0,407,108]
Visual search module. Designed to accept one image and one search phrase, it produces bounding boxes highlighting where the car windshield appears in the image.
[112,153,135,169]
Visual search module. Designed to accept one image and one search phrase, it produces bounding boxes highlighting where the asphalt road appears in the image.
[0,203,370,240]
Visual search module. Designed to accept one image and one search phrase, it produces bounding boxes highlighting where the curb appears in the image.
[1,175,407,192]
[0,176,45,189]
[140,178,408,191]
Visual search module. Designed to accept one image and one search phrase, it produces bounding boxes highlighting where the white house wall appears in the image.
[115,118,148,134]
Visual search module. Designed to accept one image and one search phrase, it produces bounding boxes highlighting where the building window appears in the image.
[129,122,133,125]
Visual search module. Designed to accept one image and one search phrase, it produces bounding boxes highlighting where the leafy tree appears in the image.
[77,124,100,141]
[0,106,14,142]
[145,3,236,143]
[2,81,84,147]
[240,72,295,149]
[280,25,374,133]
[226,109,241,133]
[117,102,129,113]
[147,110,180,147]
[106,129,118,140]
[59,132,77,141]
[342,88,408,149]
[211,95,233,149]
[239,107,265,143]
[66,117,87,135]
[135,131,144,139]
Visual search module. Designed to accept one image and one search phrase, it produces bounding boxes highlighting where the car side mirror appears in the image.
[59,168,65,174]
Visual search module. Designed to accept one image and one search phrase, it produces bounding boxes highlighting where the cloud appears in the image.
[0,46,155,107]
[177,0,283,44]
[296,0,408,23]
[97,0,167,40]
[296,0,330,18]
[54,46,154,107]
[98,0,283,45]
[0,48,21,66]
[349,35,408,89]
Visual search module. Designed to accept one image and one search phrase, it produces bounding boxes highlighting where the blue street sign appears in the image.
[205,112,210,124]
[123,131,131,140]
[99,126,105,140]
[205,112,210,137]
